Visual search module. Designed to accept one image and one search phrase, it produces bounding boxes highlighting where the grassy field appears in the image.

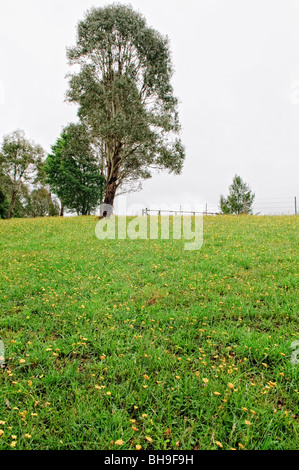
[0,215,298,450]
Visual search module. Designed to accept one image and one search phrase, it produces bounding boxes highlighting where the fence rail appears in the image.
[143,208,218,216]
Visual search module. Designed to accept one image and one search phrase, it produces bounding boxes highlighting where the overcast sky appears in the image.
[1,0,299,214]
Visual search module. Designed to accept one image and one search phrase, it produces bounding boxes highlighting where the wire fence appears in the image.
[252,197,297,215]
[140,197,298,217]
[143,208,217,216]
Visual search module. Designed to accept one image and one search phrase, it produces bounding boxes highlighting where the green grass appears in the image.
[0,215,298,450]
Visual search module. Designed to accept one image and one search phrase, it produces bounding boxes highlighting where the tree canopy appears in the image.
[220,175,255,214]
[45,123,105,215]
[0,130,45,219]
[25,187,60,218]
[66,3,185,210]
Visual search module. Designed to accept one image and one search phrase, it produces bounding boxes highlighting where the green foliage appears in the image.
[0,188,9,219]
[25,187,60,218]
[67,4,185,205]
[11,184,30,219]
[220,175,255,214]
[0,185,28,219]
[0,169,11,218]
[44,123,105,215]
[0,130,45,219]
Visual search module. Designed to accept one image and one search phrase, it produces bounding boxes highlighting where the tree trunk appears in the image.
[60,204,64,217]
[7,189,18,219]
[104,182,117,206]
[102,166,119,217]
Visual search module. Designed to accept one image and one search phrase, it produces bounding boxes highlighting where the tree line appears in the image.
[0,125,105,219]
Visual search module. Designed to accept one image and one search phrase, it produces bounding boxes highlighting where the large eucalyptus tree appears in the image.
[66,4,185,211]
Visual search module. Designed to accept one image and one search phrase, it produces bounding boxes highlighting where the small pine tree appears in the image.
[220,175,255,214]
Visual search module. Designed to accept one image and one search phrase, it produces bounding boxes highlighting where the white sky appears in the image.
[1,0,299,214]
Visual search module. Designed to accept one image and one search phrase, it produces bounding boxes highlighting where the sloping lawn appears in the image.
[0,215,298,450]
